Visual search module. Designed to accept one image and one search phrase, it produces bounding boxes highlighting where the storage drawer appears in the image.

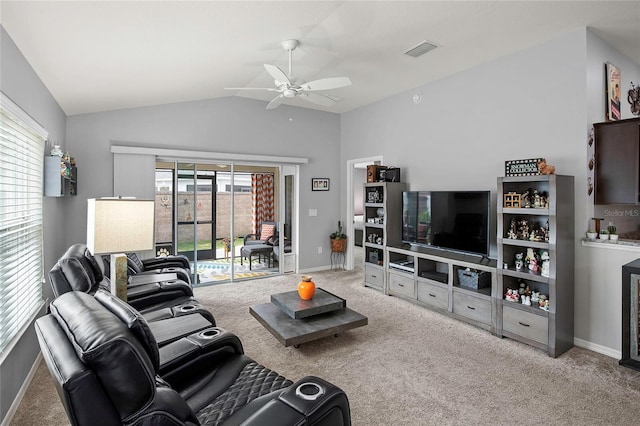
[452,291,491,325]
[503,306,548,345]
[388,271,415,298]
[417,281,448,311]
[364,265,384,290]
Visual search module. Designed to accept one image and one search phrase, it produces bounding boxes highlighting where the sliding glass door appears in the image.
[155,161,291,284]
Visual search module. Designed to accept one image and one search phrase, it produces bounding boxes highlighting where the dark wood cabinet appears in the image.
[594,117,640,205]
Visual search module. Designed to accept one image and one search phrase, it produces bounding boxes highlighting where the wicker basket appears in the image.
[457,269,490,290]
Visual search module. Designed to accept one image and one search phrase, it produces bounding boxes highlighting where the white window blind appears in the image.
[0,92,47,355]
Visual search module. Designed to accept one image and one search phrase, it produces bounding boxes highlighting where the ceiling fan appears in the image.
[225,39,352,110]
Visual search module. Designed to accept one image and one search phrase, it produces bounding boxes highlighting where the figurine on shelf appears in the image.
[533,189,541,208]
[540,192,549,208]
[508,218,517,239]
[522,295,531,306]
[538,294,548,310]
[518,219,529,240]
[544,220,550,242]
[540,299,550,311]
[505,289,520,302]
[531,291,540,303]
[540,251,550,277]
[526,247,538,272]
[50,144,63,157]
[537,159,556,175]
[522,190,531,208]
[515,252,524,270]
[518,281,526,295]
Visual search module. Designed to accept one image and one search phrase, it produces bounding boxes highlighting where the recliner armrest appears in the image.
[142,255,190,270]
[127,280,194,311]
[158,327,244,376]
[129,272,178,286]
[230,376,351,426]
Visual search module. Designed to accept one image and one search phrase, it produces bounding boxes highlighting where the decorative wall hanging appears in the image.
[629,82,640,116]
[312,178,330,191]
[606,62,621,121]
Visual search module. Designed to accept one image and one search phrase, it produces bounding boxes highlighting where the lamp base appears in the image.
[110,253,128,302]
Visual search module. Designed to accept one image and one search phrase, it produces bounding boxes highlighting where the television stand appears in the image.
[383,244,497,334]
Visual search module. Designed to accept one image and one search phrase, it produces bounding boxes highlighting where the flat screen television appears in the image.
[402,191,491,257]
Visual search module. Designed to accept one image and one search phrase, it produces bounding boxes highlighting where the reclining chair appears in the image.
[49,244,215,325]
[35,290,352,426]
[127,252,194,285]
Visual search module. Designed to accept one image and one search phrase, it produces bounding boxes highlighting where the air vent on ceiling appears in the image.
[404,40,438,58]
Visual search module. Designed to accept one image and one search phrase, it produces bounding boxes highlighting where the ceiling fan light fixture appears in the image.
[404,40,439,58]
[283,88,297,98]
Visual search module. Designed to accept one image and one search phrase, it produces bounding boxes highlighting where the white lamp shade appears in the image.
[87,198,155,254]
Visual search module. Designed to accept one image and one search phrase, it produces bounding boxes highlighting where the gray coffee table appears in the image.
[249,288,367,347]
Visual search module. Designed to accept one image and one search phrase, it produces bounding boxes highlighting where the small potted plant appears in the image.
[586,228,597,240]
[599,229,609,240]
[607,222,618,241]
[330,221,347,252]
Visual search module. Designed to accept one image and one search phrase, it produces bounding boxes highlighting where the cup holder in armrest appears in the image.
[295,382,325,401]
[198,328,222,339]
[178,304,197,312]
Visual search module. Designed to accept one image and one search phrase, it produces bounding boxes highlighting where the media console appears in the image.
[364,175,574,358]
[384,244,498,333]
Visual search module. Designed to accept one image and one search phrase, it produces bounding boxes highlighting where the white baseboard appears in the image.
[1,353,43,426]
[299,265,332,273]
[574,337,621,360]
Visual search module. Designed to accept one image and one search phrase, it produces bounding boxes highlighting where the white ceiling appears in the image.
[1,1,639,115]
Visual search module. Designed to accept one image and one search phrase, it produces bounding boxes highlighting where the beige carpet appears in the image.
[10,266,640,425]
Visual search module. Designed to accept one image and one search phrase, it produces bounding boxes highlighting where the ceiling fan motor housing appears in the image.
[283,88,297,98]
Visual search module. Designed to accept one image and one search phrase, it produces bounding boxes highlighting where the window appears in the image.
[0,92,47,355]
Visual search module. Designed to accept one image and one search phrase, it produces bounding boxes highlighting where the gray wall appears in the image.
[341,28,640,355]
[65,98,341,271]
[576,29,640,353]
[0,26,67,423]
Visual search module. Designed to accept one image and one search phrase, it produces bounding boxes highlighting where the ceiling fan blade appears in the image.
[300,77,352,91]
[266,94,284,110]
[264,64,291,85]
[224,87,278,91]
[300,92,338,107]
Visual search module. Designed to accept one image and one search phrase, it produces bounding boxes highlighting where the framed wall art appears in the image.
[606,62,621,121]
[312,178,329,191]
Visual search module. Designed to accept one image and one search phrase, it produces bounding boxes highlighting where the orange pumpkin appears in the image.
[297,275,316,300]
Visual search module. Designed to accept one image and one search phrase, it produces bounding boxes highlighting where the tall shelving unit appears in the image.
[497,175,574,357]
[362,182,406,292]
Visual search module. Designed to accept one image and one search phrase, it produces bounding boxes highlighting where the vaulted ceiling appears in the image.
[2,1,639,115]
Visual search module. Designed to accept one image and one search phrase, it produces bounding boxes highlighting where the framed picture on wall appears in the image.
[606,62,621,121]
[312,178,330,191]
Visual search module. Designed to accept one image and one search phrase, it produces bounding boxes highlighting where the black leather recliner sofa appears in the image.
[127,252,194,285]
[48,243,216,346]
[49,243,213,324]
[35,290,352,426]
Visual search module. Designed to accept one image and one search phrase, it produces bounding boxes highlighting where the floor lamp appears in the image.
[87,198,155,302]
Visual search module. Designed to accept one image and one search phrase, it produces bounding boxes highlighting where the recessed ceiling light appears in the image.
[404,40,439,58]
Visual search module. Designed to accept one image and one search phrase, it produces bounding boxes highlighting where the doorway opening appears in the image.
[345,156,383,271]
